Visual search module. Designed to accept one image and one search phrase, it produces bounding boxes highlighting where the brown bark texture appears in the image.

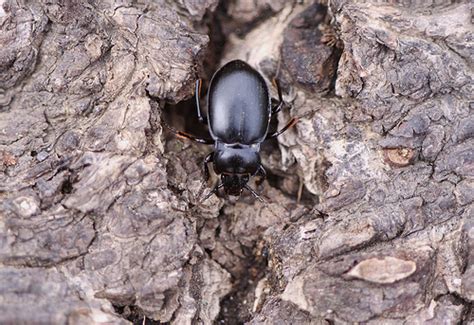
[0,0,473,324]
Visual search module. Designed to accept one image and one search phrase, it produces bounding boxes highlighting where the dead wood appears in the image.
[0,0,472,324]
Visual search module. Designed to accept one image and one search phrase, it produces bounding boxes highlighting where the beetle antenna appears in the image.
[200,182,224,202]
[244,185,290,221]
[244,184,266,204]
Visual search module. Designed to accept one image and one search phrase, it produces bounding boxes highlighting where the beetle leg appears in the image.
[195,79,208,124]
[271,78,283,115]
[255,165,266,187]
[162,121,214,144]
[203,152,214,181]
[266,117,298,139]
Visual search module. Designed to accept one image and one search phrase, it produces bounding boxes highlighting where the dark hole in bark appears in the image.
[216,244,269,324]
[162,97,211,142]
[113,304,164,325]
[60,178,73,194]
[112,304,125,315]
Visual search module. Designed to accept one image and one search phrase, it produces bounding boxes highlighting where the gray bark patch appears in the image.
[0,0,472,324]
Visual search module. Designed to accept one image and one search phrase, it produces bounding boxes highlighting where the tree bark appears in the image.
[0,0,472,324]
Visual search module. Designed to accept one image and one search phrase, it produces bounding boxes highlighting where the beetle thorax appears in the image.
[213,142,260,175]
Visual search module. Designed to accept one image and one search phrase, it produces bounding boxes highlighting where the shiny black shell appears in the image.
[207,60,271,144]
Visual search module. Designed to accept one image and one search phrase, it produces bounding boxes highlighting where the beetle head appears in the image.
[221,174,249,196]
[213,143,260,175]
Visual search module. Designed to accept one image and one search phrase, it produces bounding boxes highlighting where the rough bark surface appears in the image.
[0,0,472,324]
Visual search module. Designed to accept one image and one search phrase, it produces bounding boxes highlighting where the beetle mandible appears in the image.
[165,60,297,201]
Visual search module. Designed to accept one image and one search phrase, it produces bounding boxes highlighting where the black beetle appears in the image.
[165,60,296,201]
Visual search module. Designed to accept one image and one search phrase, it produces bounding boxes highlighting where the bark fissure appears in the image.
[0,0,472,324]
